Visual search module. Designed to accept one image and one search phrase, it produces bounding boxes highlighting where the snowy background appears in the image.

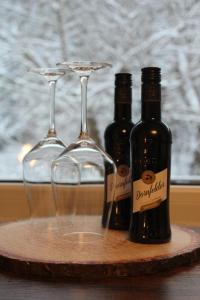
[0,0,200,180]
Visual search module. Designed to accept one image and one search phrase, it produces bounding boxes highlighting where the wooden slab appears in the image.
[0,217,200,279]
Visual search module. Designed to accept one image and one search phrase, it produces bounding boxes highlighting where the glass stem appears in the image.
[80,76,89,138]
[47,80,57,137]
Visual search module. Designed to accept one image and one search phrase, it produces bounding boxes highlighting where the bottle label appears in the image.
[107,165,131,202]
[133,168,167,212]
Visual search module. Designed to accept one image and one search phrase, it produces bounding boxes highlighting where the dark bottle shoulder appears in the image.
[105,120,134,164]
[105,120,134,137]
[130,120,172,142]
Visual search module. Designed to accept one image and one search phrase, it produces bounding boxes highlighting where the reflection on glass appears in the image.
[52,62,116,244]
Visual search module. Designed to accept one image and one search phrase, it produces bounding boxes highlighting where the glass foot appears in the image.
[57,61,112,76]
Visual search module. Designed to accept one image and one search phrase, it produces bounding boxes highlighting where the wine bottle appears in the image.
[103,73,134,230]
[129,67,172,243]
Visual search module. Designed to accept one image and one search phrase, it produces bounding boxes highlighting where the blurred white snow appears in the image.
[0,0,200,180]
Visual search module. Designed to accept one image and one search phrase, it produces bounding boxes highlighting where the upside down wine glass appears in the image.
[52,62,117,244]
[23,68,67,218]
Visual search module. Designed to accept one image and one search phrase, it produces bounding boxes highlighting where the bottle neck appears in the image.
[141,83,161,121]
[141,101,161,121]
[114,86,132,121]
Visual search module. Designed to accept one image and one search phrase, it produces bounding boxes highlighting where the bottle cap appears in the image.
[114,73,132,104]
[115,73,132,86]
[142,67,161,83]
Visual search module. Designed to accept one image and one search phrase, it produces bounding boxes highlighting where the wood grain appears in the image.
[0,217,199,279]
[0,229,199,300]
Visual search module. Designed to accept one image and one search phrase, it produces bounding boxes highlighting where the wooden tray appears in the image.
[0,217,199,279]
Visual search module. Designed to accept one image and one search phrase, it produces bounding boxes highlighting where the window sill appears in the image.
[0,183,199,226]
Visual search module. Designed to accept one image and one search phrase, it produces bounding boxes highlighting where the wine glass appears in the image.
[52,62,117,244]
[23,68,67,218]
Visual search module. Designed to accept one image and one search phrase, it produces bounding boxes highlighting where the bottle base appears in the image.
[129,235,171,244]
[109,223,129,231]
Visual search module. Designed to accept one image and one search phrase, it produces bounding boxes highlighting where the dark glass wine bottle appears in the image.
[103,73,134,230]
[129,67,172,243]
